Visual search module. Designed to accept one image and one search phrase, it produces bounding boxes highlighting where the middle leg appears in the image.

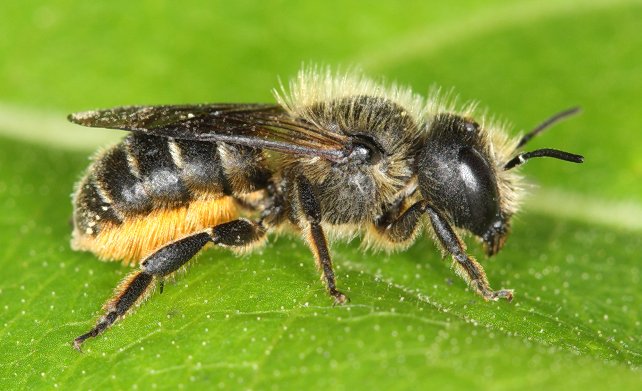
[295,175,348,304]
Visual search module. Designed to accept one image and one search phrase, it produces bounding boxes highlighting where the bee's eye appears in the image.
[457,146,500,235]
[349,134,385,164]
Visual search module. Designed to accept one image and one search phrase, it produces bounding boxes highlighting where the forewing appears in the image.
[68,104,349,160]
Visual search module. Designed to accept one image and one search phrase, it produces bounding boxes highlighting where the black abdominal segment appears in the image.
[73,178,124,232]
[171,139,230,194]
[96,144,153,214]
[124,133,191,206]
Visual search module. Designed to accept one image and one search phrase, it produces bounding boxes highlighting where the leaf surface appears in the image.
[0,1,640,389]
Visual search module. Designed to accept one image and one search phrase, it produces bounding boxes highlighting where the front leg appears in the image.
[296,175,348,304]
[376,200,512,301]
[425,205,513,301]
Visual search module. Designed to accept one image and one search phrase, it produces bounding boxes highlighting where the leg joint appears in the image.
[210,218,265,247]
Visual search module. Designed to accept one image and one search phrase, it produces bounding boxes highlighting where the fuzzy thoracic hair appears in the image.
[275,66,524,221]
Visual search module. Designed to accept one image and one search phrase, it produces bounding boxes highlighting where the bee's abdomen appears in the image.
[71,133,271,262]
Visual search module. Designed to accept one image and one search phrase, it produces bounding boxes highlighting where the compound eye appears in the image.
[349,134,385,164]
[457,147,500,235]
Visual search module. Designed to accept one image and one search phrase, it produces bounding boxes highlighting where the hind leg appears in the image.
[73,219,265,351]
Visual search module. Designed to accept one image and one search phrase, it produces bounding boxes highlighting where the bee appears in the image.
[68,68,583,350]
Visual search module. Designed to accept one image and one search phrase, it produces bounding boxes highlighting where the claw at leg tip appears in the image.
[332,292,349,306]
[72,339,84,353]
[501,289,514,302]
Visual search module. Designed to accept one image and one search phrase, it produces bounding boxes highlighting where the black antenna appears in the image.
[504,148,584,170]
[504,107,585,170]
[516,107,581,149]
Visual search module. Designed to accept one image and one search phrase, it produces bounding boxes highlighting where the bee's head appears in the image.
[416,109,583,256]
[417,114,511,255]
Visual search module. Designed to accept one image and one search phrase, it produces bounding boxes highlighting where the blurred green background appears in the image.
[0,0,640,390]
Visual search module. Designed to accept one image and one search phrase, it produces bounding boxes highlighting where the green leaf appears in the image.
[1,0,640,390]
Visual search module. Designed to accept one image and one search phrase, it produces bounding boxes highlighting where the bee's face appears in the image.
[418,114,510,255]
